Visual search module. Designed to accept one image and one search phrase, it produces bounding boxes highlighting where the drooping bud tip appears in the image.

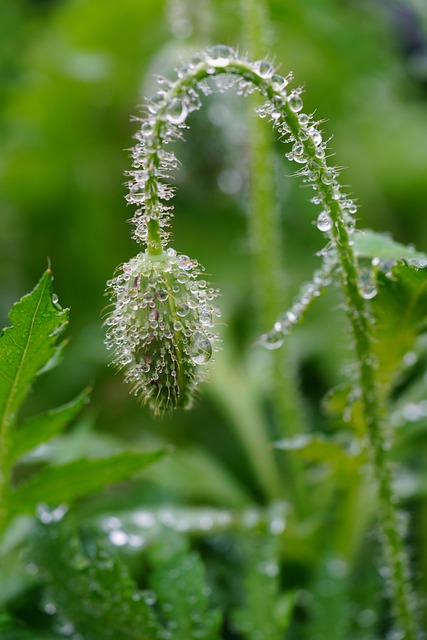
[105,248,221,416]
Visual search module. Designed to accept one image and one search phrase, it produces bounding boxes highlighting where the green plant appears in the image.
[104,46,423,638]
[1,28,427,640]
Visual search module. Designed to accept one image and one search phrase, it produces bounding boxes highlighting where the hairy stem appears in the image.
[120,46,417,635]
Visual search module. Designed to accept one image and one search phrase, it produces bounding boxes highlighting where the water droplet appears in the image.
[327,557,348,579]
[309,127,322,146]
[177,255,192,270]
[254,60,274,78]
[316,211,332,232]
[271,73,289,91]
[176,303,189,317]
[260,332,284,350]
[43,602,57,615]
[165,97,188,125]
[187,296,199,309]
[205,45,234,67]
[133,511,156,528]
[37,503,68,524]
[270,516,286,535]
[141,363,150,374]
[357,609,377,628]
[26,562,38,576]
[52,294,59,304]
[190,331,212,364]
[258,561,279,577]
[288,92,303,112]
[359,279,377,300]
[56,622,75,637]
[157,289,169,302]
[109,530,129,546]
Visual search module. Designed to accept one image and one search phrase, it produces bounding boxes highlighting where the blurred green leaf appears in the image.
[274,434,360,474]
[0,270,67,433]
[371,261,427,392]
[9,387,91,463]
[230,533,289,640]
[353,230,427,263]
[34,520,161,640]
[9,450,166,519]
[150,531,222,640]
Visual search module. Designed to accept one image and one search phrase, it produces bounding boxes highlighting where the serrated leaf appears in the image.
[353,230,427,263]
[371,261,427,392]
[9,450,166,519]
[33,520,160,640]
[230,534,287,640]
[0,270,68,433]
[9,387,91,463]
[149,530,222,640]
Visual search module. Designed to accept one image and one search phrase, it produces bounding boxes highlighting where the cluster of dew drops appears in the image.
[105,248,221,412]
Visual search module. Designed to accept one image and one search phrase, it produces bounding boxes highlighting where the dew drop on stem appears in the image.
[260,332,284,350]
[205,44,235,67]
[165,97,188,125]
[288,92,303,112]
[316,211,332,233]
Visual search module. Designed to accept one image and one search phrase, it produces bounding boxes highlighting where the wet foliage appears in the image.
[1,1,427,639]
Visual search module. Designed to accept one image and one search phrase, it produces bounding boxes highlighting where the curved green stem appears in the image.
[119,47,418,636]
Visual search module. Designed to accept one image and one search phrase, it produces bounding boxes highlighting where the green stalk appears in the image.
[122,50,418,635]
[283,106,418,640]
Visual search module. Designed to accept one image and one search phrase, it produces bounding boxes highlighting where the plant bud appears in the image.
[105,248,220,416]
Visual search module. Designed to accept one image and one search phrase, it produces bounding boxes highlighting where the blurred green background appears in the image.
[1,0,427,490]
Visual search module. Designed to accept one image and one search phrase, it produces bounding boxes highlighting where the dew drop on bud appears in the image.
[157,289,169,302]
[190,331,212,364]
[165,97,188,125]
[176,303,189,317]
[177,255,192,270]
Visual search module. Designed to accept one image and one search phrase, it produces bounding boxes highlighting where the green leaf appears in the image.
[353,230,427,263]
[9,387,91,463]
[0,270,68,433]
[149,530,222,640]
[371,261,427,392]
[33,520,161,640]
[302,554,352,640]
[9,450,166,518]
[274,434,360,474]
[230,533,289,640]
[325,261,427,430]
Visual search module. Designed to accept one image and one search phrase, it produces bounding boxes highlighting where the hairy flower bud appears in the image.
[105,248,220,416]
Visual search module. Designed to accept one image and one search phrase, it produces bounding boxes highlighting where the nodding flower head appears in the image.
[105,248,220,416]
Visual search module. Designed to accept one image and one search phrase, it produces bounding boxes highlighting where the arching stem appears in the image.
[118,48,418,636]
